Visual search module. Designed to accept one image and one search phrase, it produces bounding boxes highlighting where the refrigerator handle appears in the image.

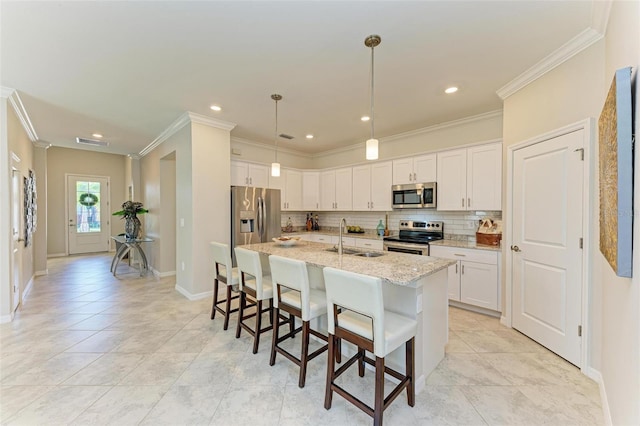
[257,196,264,242]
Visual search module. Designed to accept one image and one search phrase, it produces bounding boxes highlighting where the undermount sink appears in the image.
[325,247,359,255]
[352,252,384,258]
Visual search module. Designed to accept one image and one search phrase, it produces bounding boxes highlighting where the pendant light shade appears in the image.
[271,94,282,177]
[364,34,381,161]
[366,138,379,160]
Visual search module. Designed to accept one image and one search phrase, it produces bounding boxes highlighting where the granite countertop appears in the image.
[242,241,454,287]
[430,239,502,252]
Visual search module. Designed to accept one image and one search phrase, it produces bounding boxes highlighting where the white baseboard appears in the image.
[47,253,66,258]
[174,284,212,301]
[449,300,500,318]
[585,367,611,426]
[151,267,176,278]
[23,275,34,302]
[0,314,12,324]
[34,269,48,276]
[500,315,510,328]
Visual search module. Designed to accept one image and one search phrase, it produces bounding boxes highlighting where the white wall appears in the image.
[46,147,127,255]
[600,1,640,424]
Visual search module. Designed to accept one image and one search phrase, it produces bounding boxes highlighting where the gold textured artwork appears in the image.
[598,67,633,278]
[599,77,618,271]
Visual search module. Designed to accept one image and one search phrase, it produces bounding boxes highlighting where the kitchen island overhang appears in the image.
[239,241,455,392]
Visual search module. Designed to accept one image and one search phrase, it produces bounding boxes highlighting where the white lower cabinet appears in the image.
[430,245,500,311]
[354,238,383,251]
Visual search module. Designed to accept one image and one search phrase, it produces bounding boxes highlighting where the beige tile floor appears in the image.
[0,254,603,425]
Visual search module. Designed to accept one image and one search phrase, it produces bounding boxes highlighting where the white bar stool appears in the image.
[234,247,291,354]
[322,267,417,426]
[268,255,328,388]
[210,242,240,330]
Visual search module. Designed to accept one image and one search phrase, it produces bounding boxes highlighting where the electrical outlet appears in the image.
[181,261,185,271]
[180,218,185,227]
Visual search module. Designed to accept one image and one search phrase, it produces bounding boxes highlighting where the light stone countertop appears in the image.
[241,241,454,287]
[430,239,502,252]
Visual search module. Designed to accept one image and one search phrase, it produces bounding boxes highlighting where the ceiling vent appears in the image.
[279,133,294,140]
[76,137,109,147]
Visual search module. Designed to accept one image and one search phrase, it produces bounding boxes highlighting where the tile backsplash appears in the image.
[282,210,502,242]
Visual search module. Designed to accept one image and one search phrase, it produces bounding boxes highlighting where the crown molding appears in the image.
[186,112,236,131]
[497,27,604,100]
[231,136,315,159]
[1,86,15,99]
[139,111,237,157]
[591,0,612,35]
[6,90,39,142]
[33,141,51,149]
[315,109,503,158]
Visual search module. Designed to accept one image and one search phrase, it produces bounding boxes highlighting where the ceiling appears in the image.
[1,1,595,156]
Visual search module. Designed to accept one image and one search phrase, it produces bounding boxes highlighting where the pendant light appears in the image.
[365,34,381,160]
[271,94,282,177]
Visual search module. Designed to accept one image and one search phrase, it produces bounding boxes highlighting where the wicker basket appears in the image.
[476,232,502,246]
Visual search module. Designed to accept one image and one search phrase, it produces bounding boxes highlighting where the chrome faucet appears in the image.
[338,218,347,256]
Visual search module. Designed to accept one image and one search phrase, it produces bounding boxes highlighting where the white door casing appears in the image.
[67,175,110,255]
[10,165,21,313]
[511,128,585,366]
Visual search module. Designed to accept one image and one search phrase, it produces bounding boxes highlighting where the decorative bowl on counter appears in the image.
[272,236,301,247]
[347,226,365,234]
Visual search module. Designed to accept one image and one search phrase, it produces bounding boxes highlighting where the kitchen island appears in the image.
[241,240,455,392]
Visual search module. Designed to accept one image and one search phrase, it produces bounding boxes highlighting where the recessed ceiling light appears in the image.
[445,87,458,94]
[210,105,222,111]
[361,116,370,122]
[92,133,103,138]
[306,134,314,139]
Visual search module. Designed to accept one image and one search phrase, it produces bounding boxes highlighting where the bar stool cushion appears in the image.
[211,242,240,287]
[280,288,327,321]
[336,310,417,358]
[241,274,274,299]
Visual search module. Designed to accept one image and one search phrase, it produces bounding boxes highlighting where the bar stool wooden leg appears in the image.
[358,349,365,377]
[253,300,263,354]
[236,291,245,339]
[324,334,336,410]
[270,307,280,366]
[407,337,415,406]
[298,321,310,388]
[374,356,385,426]
[223,285,233,330]
[210,278,220,320]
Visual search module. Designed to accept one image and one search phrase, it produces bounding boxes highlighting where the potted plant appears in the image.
[113,201,148,240]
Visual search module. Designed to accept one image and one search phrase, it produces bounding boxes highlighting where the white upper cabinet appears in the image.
[437,142,501,211]
[392,154,437,185]
[272,168,302,211]
[231,161,269,188]
[353,161,392,211]
[302,171,320,211]
[466,143,502,211]
[320,168,353,211]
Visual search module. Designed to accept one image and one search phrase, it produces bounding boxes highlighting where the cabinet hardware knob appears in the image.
[468,198,471,207]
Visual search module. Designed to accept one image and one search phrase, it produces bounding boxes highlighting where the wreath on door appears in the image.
[79,193,98,207]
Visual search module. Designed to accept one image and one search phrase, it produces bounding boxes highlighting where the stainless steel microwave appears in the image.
[392,182,437,209]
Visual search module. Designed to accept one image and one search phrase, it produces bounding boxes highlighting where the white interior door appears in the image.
[68,175,110,254]
[511,130,584,366]
[11,167,22,312]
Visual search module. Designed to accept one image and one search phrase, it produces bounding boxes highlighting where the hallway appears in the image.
[0,254,603,425]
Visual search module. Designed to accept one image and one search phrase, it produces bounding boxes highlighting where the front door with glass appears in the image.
[67,175,110,254]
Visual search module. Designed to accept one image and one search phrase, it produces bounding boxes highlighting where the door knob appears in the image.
[510,245,522,252]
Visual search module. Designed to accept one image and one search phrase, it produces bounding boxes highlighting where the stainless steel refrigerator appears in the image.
[231,186,281,264]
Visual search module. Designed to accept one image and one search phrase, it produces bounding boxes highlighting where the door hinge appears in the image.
[579,238,583,249]
[578,325,582,337]
[574,148,584,161]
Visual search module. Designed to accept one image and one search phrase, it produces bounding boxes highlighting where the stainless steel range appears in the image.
[383,220,444,256]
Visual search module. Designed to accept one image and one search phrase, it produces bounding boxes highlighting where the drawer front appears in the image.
[355,239,383,251]
[314,234,332,243]
[332,236,356,247]
[430,245,497,265]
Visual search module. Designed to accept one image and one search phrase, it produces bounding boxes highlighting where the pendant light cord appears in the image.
[370,43,375,140]
[274,97,278,163]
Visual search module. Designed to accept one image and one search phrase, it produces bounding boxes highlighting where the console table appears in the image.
[110,236,153,277]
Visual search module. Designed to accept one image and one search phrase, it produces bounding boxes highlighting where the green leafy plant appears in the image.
[112,201,148,218]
